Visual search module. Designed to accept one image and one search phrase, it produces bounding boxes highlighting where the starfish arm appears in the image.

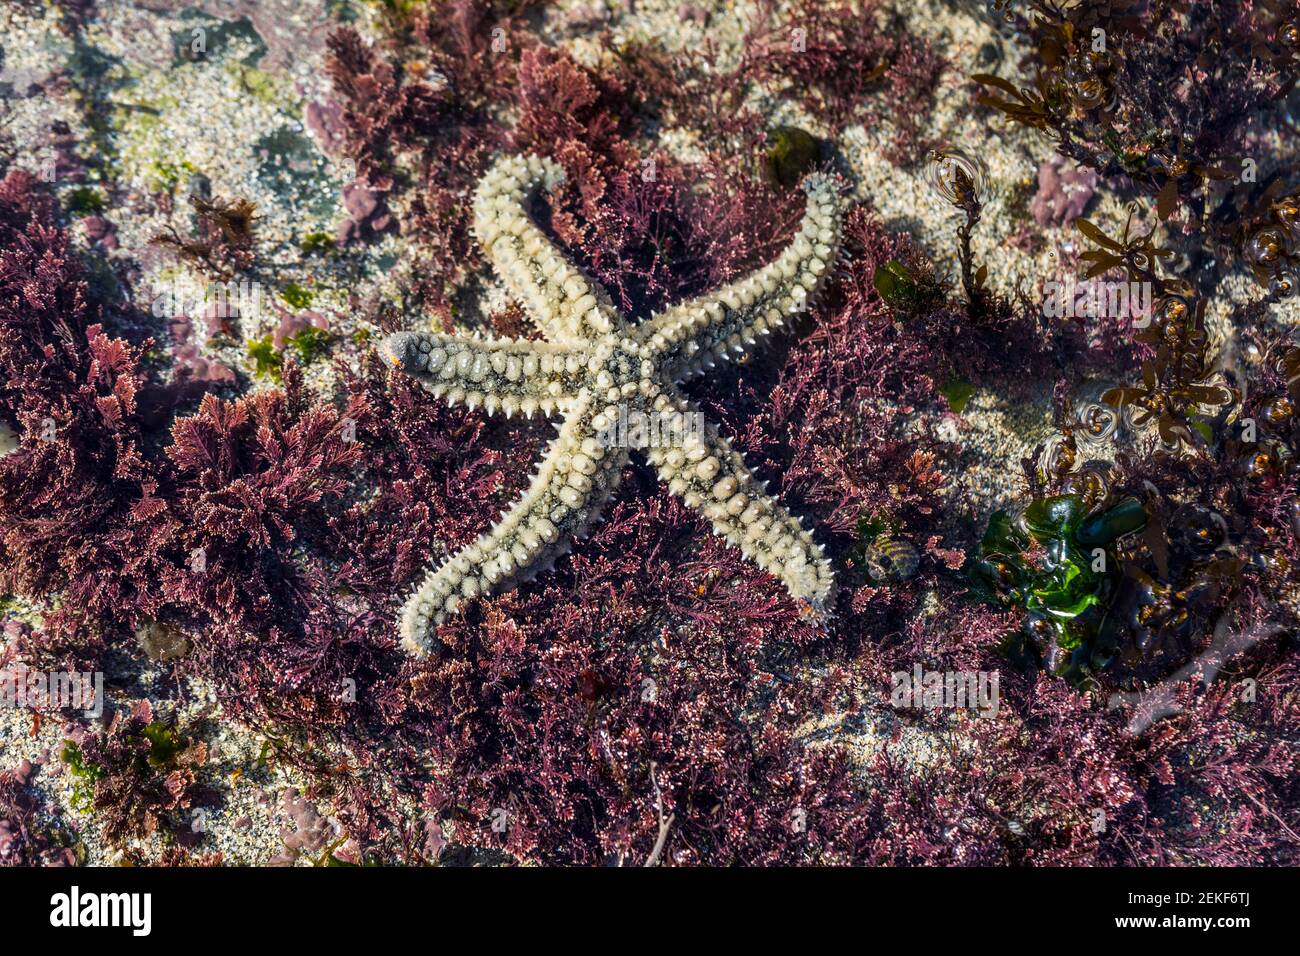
[399,392,629,656]
[379,330,586,418]
[646,390,832,606]
[641,174,845,382]
[474,154,623,341]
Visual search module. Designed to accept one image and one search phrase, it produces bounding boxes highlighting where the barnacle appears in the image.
[382,154,845,656]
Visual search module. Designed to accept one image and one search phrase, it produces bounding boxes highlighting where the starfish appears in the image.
[380,154,844,656]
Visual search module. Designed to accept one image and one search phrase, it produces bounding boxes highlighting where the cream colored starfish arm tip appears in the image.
[380,153,844,657]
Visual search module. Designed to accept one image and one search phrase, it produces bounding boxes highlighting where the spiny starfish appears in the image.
[380,154,844,656]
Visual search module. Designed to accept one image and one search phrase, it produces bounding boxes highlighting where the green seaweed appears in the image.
[362,0,433,20]
[64,186,105,217]
[871,257,945,315]
[60,741,106,813]
[148,158,199,195]
[249,326,331,381]
[141,721,184,769]
[234,64,280,103]
[300,232,337,256]
[967,495,1148,680]
[280,282,315,309]
[248,335,283,382]
[938,377,977,415]
[872,259,918,308]
[285,326,332,365]
[1188,417,1215,445]
[1075,497,1147,547]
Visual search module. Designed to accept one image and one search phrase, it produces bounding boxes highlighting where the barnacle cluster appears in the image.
[382,154,844,656]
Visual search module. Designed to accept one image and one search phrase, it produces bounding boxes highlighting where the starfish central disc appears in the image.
[380,153,845,656]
